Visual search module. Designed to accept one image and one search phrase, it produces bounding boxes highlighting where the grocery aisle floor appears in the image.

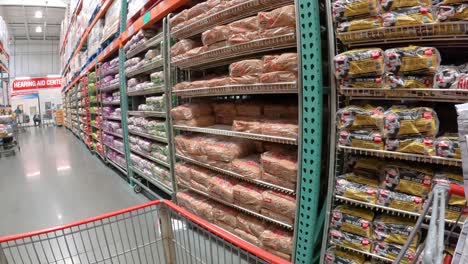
[0,126,148,236]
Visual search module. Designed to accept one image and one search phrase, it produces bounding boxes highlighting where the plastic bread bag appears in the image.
[229,16,259,31]
[338,130,384,150]
[204,138,254,162]
[263,53,297,73]
[336,17,382,33]
[201,26,251,46]
[445,204,467,222]
[207,176,237,203]
[324,246,366,264]
[385,137,435,156]
[350,157,385,178]
[235,103,263,117]
[173,116,215,127]
[170,9,188,29]
[384,46,440,75]
[260,229,293,254]
[373,215,419,247]
[331,205,375,238]
[187,2,210,20]
[150,71,164,84]
[213,102,237,117]
[229,59,264,77]
[436,3,468,22]
[384,73,434,89]
[233,182,264,212]
[332,0,379,22]
[258,5,296,30]
[175,162,193,183]
[260,150,298,182]
[236,213,265,237]
[170,103,213,120]
[434,134,461,159]
[335,178,378,203]
[329,229,372,252]
[192,199,216,221]
[227,31,261,45]
[261,119,299,138]
[377,189,424,213]
[372,241,417,264]
[260,208,294,224]
[259,71,297,83]
[260,26,296,38]
[434,65,468,89]
[262,190,296,218]
[382,162,433,197]
[171,39,201,57]
[382,6,434,27]
[337,172,380,188]
[231,155,262,179]
[190,166,215,189]
[334,48,385,79]
[339,76,384,89]
[336,105,384,130]
[205,77,231,87]
[383,106,439,138]
[213,204,238,228]
[229,75,260,85]
[381,0,431,11]
[234,228,260,245]
[262,172,296,190]
[144,49,159,61]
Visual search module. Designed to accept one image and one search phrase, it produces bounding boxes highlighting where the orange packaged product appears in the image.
[262,172,296,190]
[190,80,209,88]
[171,39,200,57]
[236,213,266,237]
[232,117,262,133]
[204,138,253,162]
[234,229,260,245]
[261,208,294,225]
[260,71,297,83]
[229,59,264,77]
[258,5,296,30]
[263,53,298,72]
[170,103,213,120]
[262,190,296,218]
[236,103,263,117]
[231,155,262,179]
[229,75,260,85]
[261,150,298,181]
[260,229,294,255]
[261,119,298,138]
[233,182,265,212]
[174,116,215,127]
[175,162,192,183]
[261,26,296,38]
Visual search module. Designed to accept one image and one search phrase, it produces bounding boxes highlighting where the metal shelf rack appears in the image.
[173,82,298,98]
[339,88,468,103]
[131,166,173,195]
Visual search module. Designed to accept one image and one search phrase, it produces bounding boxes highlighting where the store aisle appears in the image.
[0,127,148,236]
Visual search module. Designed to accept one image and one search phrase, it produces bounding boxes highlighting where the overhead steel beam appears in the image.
[43,5,48,40]
[22,5,30,41]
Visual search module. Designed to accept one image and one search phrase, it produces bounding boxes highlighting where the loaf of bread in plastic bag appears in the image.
[262,191,296,218]
[236,213,266,237]
[171,39,201,57]
[233,182,264,212]
[261,150,298,181]
[213,204,238,229]
[260,229,293,254]
[263,53,297,73]
[229,75,260,85]
[260,71,297,83]
[174,115,215,127]
[382,6,434,27]
[261,119,298,138]
[258,5,296,30]
[260,208,294,224]
[202,26,250,46]
[229,59,264,77]
[332,0,379,21]
[334,48,385,79]
[208,176,237,203]
[231,155,262,179]
[229,16,259,31]
[203,138,253,162]
[175,162,192,183]
[232,117,262,133]
[234,228,260,245]
[190,165,215,188]
[170,103,213,120]
[384,46,440,75]
[262,172,296,190]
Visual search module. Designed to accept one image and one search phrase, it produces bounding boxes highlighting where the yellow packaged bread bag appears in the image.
[334,48,385,79]
[381,162,433,197]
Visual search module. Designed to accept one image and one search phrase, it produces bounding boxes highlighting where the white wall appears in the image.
[11,88,62,125]
[10,40,60,78]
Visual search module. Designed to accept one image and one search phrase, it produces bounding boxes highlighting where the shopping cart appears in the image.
[0,115,20,157]
[0,200,290,264]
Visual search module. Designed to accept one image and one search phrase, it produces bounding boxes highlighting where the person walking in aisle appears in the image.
[33,114,41,126]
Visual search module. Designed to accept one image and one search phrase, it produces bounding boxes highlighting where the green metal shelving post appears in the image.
[293,0,324,262]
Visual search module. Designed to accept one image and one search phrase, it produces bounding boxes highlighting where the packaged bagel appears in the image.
[385,137,435,156]
[337,105,384,130]
[382,6,434,27]
[335,178,378,203]
[384,73,434,89]
[339,76,385,89]
[332,0,379,21]
[338,172,380,188]
[382,106,439,138]
[334,48,385,79]
[377,189,423,213]
[381,162,433,197]
[435,65,468,89]
[373,215,419,247]
[436,4,468,22]
[336,18,382,33]
[381,0,431,11]
[435,134,461,159]
[384,46,440,75]
[373,241,417,264]
[331,205,375,237]
[330,229,372,252]
[338,130,384,150]
[324,246,366,264]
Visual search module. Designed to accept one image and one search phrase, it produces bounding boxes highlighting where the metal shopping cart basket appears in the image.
[0,200,290,264]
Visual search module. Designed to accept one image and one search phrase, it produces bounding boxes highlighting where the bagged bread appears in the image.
[385,137,435,156]
[263,53,298,73]
[261,150,297,182]
[258,5,296,30]
[229,59,263,77]
[351,157,384,178]
[435,134,461,159]
[175,135,200,155]
[190,179,209,192]
[232,117,262,133]
[205,77,230,87]
[227,31,261,45]
[338,130,384,150]
[174,116,215,127]
[334,48,385,79]
[173,81,191,91]
[234,228,260,245]
[383,106,439,138]
[229,75,260,85]
[171,39,201,57]
[187,2,210,20]
[192,199,216,221]
[236,213,265,237]
[331,205,374,238]
[262,191,296,218]
[384,46,440,75]
[203,138,253,162]
[233,182,264,212]
[260,71,297,83]
[336,105,384,130]
[434,169,466,206]
[336,18,382,33]
[190,165,215,188]
[213,204,238,228]
[171,10,188,29]
[260,208,294,225]
[373,215,419,247]
[176,191,204,210]
[201,26,250,46]
[260,26,296,38]
[332,0,379,21]
[325,246,366,264]
[382,162,433,197]
[261,119,299,138]
[337,172,379,188]
[335,178,378,204]
[382,6,434,27]
[330,229,372,252]
[229,16,259,31]
[170,103,213,120]
[381,0,431,11]
[377,189,423,213]
[384,73,434,89]
[339,76,385,89]
[436,4,468,22]
[175,162,192,183]
[262,172,296,190]
[373,241,417,264]
[260,229,293,254]
[207,176,237,203]
[231,155,262,179]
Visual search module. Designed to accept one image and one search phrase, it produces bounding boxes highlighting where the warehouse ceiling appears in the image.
[0,1,67,41]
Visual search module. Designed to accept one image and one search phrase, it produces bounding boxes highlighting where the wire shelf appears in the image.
[128,110,166,118]
[99,83,120,93]
[131,166,173,195]
[126,59,164,78]
[104,142,125,155]
[338,22,468,47]
[340,88,468,103]
[178,183,294,230]
[128,129,168,143]
[103,130,123,138]
[130,147,170,168]
[107,158,128,175]
[127,86,165,96]
[331,244,393,263]
[174,124,298,145]
[103,116,121,121]
[126,33,163,59]
[173,82,298,98]
[339,146,462,167]
[171,0,294,39]
[172,34,297,69]
[177,154,296,194]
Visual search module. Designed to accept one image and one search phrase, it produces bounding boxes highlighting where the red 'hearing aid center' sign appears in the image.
[12,77,62,91]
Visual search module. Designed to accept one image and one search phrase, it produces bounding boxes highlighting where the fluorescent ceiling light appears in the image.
[35,10,43,18]
[35,26,42,33]
[57,165,71,171]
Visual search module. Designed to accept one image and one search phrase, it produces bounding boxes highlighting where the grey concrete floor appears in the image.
[0,126,148,237]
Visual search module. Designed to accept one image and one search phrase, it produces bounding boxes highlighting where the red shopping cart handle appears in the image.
[449,183,465,197]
